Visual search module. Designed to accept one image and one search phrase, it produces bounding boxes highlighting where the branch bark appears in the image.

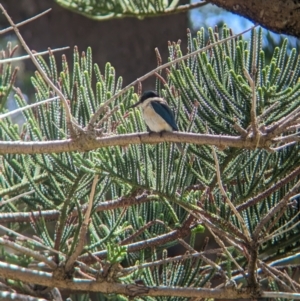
[207,0,300,37]
[1,260,300,299]
[0,132,272,155]
[0,261,251,298]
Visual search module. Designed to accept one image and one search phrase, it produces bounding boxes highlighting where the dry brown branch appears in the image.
[120,219,167,245]
[259,260,300,291]
[0,190,34,207]
[0,237,57,270]
[78,217,194,262]
[261,211,300,243]
[205,224,247,282]
[0,192,151,223]
[0,131,274,155]
[65,175,99,272]
[260,262,294,292]
[122,248,222,273]
[0,260,254,298]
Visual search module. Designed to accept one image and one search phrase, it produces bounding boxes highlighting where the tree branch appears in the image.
[0,132,274,155]
[206,0,300,37]
[0,192,151,223]
[65,175,98,272]
[0,260,254,298]
[4,258,300,299]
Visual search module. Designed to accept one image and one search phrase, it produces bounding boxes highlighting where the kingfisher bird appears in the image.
[130,90,183,152]
[130,90,178,132]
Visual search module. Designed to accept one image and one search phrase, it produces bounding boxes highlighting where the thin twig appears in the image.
[79,219,193,262]
[0,237,57,270]
[0,225,99,277]
[0,224,62,256]
[0,96,60,120]
[236,164,300,212]
[284,122,300,132]
[266,105,300,137]
[122,248,223,273]
[256,101,280,123]
[120,219,167,245]
[260,259,300,291]
[0,47,70,64]
[0,8,52,35]
[260,210,300,244]
[0,190,34,206]
[283,270,298,292]
[252,178,300,240]
[272,132,300,143]
[221,154,260,287]
[259,262,294,292]
[270,141,297,151]
[96,105,119,128]
[0,192,151,223]
[206,224,246,281]
[233,122,247,137]
[197,211,246,248]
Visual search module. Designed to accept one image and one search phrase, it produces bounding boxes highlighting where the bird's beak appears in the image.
[129,101,141,109]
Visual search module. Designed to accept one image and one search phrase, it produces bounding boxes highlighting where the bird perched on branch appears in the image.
[130,90,183,153]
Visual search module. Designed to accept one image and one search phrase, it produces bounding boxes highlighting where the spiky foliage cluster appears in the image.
[55,0,180,20]
[0,26,300,300]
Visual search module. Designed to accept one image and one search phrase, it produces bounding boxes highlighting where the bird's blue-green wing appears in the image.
[151,101,179,131]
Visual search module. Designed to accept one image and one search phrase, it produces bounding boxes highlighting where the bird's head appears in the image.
[130,90,159,108]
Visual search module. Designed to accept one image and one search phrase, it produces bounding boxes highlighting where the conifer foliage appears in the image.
[0,8,300,301]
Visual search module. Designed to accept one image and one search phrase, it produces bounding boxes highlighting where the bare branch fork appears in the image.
[64,175,98,272]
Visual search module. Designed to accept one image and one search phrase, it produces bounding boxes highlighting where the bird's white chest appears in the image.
[141,103,173,132]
